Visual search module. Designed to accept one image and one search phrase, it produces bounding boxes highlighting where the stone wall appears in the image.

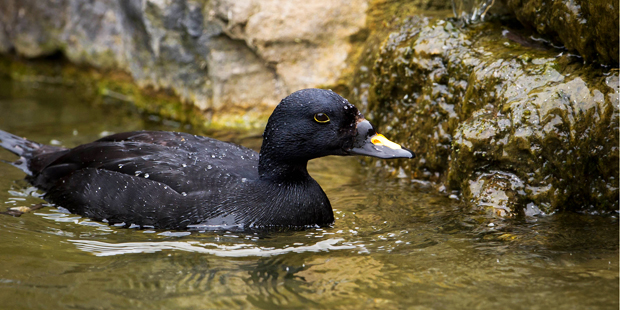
[0,0,368,110]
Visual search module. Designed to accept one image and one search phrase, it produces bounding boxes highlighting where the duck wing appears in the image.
[45,167,234,229]
[29,131,260,229]
[32,131,259,194]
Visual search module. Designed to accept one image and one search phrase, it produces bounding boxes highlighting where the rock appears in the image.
[347,15,618,215]
[211,0,368,94]
[504,0,619,65]
[0,0,368,110]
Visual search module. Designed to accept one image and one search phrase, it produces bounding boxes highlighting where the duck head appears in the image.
[259,89,414,173]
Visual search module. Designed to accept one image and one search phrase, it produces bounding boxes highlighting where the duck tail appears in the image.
[0,129,43,157]
[0,129,46,175]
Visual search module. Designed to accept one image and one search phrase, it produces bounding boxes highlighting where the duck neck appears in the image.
[258,155,310,183]
[254,154,334,228]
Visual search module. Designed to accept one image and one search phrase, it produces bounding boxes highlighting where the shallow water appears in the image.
[0,78,618,310]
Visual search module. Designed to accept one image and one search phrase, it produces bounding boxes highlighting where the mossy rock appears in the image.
[505,0,619,65]
[0,54,270,133]
[346,15,618,215]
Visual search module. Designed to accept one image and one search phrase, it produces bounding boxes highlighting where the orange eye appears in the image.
[314,113,330,123]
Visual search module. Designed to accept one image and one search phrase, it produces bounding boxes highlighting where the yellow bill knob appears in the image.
[370,134,403,150]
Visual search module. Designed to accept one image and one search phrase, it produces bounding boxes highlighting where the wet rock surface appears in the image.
[0,0,368,110]
[346,15,618,214]
[504,0,619,65]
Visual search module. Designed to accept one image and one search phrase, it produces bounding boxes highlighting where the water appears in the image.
[451,0,495,24]
[0,78,618,309]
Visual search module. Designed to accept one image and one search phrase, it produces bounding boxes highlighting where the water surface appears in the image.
[0,78,617,309]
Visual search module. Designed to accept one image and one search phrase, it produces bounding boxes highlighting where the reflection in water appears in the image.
[243,254,387,309]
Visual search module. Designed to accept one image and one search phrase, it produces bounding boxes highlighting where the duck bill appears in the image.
[348,120,415,159]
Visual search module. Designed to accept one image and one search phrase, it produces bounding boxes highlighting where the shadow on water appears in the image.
[0,77,617,309]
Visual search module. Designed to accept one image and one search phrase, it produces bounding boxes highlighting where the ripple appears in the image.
[70,238,363,257]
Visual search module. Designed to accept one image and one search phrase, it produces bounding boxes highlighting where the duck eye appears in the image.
[314,113,330,123]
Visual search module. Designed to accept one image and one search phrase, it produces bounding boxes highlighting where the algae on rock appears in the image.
[505,0,619,65]
[346,15,619,215]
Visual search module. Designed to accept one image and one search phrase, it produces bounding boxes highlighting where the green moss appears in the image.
[334,1,453,105]
[505,0,619,65]
[0,54,268,134]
